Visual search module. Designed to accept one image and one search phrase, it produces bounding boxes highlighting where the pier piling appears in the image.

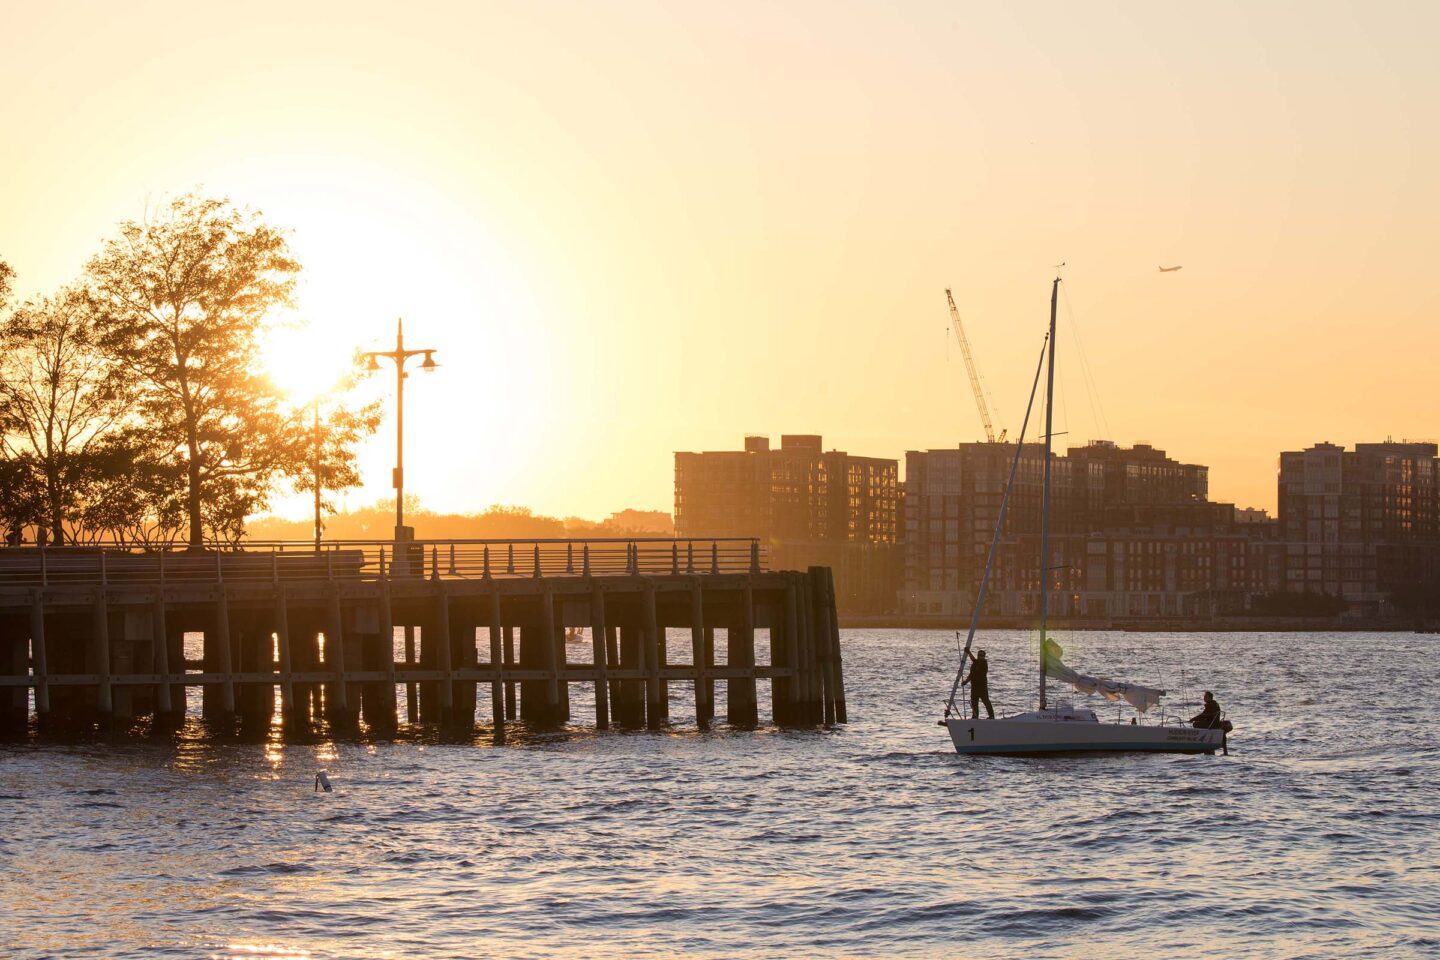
[689,581,711,728]
[30,592,50,726]
[488,586,506,740]
[433,583,455,726]
[590,585,610,729]
[0,538,845,737]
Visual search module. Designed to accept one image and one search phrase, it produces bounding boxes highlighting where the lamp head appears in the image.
[420,350,438,371]
[365,354,381,372]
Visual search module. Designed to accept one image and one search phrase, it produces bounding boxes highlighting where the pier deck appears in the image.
[0,538,847,738]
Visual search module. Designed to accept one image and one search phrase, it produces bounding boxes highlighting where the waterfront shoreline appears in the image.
[840,615,1440,633]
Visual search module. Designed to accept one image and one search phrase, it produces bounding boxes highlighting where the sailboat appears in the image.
[941,274,1230,755]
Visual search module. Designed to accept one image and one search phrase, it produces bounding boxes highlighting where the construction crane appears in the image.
[945,288,1006,443]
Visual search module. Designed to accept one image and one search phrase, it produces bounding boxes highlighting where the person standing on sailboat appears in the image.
[964,650,995,720]
[942,273,1231,755]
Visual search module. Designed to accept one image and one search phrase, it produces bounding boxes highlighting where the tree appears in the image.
[0,256,24,539]
[1389,572,1440,621]
[0,455,40,542]
[0,290,128,544]
[85,193,304,545]
[70,432,187,544]
[0,256,13,312]
[295,373,382,545]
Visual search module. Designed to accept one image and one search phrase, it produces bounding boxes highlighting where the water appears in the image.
[3,630,1438,959]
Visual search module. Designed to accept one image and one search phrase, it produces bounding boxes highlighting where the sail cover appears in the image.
[1043,640,1166,713]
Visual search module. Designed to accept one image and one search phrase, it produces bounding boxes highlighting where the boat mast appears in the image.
[943,334,1051,719]
[1038,274,1060,712]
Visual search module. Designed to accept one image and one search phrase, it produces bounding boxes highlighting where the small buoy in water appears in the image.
[314,771,332,793]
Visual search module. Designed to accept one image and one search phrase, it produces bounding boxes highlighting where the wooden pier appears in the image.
[0,538,847,738]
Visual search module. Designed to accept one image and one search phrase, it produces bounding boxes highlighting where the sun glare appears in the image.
[261,320,358,405]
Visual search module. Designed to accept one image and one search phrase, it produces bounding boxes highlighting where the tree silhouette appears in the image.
[0,257,13,312]
[0,290,129,544]
[86,193,305,546]
[72,433,187,544]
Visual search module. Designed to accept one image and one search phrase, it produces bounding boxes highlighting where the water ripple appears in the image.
[1,630,1438,959]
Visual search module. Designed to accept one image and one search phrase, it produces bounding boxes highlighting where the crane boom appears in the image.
[945,288,1004,443]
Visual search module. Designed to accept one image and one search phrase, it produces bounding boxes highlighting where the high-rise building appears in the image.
[901,440,1259,618]
[676,434,898,544]
[675,435,900,613]
[1277,440,1440,613]
[902,443,1047,615]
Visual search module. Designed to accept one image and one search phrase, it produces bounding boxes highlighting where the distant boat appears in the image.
[940,274,1229,755]
[1158,265,1183,272]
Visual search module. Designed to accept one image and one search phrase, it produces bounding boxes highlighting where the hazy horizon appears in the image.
[4,1,1437,521]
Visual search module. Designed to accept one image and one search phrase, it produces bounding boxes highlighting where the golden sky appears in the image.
[2,1,1436,519]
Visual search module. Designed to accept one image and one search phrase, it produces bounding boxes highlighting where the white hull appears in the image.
[945,713,1224,755]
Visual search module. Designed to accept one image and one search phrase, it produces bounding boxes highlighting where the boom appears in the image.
[945,288,1005,443]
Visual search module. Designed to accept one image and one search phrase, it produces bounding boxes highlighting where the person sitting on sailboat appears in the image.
[963,650,995,720]
[1190,691,1223,729]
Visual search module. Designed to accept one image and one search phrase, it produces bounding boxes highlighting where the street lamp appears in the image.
[360,318,439,543]
[312,399,323,551]
[291,370,354,554]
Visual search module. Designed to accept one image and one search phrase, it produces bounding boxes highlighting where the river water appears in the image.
[2,630,1438,959]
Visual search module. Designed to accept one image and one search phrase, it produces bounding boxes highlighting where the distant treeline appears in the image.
[248,500,673,541]
[0,193,378,547]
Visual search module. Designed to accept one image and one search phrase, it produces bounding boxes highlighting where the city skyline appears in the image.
[3,8,1437,959]
[4,2,1438,523]
[672,431,1440,618]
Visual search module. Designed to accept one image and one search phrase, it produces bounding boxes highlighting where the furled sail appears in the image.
[1043,639,1165,713]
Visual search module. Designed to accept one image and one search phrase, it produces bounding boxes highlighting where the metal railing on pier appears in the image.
[0,537,766,587]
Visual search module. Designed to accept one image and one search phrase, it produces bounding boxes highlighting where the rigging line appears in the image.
[1061,283,1106,444]
[1058,295,1096,444]
[1073,332,1103,444]
[1057,349,1071,445]
[944,332,1051,719]
[1061,283,1112,443]
[1057,282,1096,431]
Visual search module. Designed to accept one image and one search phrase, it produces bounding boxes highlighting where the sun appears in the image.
[261,318,361,405]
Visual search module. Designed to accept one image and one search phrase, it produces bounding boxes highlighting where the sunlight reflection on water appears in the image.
[212,944,312,959]
[2,630,1438,960]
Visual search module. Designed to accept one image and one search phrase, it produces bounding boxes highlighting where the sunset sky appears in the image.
[2,1,1436,520]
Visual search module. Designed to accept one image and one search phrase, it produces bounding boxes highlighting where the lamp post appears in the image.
[360,318,438,543]
[295,371,349,553]
[312,399,322,551]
